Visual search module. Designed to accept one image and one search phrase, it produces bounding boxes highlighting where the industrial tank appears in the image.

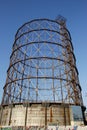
[0,16,85,127]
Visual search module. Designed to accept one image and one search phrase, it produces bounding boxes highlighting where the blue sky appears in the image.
[0,0,87,107]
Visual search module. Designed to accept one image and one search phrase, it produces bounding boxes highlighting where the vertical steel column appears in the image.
[0,106,3,125]
[25,103,28,128]
[60,69,63,102]
[20,46,27,102]
[63,105,66,126]
[45,103,47,130]
[68,106,71,125]
[9,104,13,125]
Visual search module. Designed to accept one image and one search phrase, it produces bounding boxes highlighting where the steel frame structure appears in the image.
[2,17,83,106]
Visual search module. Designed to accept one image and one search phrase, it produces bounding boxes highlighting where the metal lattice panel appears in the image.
[2,18,83,105]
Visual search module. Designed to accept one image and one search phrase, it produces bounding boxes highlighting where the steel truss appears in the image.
[2,18,83,106]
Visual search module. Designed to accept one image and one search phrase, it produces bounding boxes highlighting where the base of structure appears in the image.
[0,103,84,126]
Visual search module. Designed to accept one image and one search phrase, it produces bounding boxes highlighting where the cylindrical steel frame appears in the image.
[2,18,83,106]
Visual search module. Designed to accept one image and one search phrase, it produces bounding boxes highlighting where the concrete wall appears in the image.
[0,103,84,127]
[0,106,11,126]
[10,105,26,126]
